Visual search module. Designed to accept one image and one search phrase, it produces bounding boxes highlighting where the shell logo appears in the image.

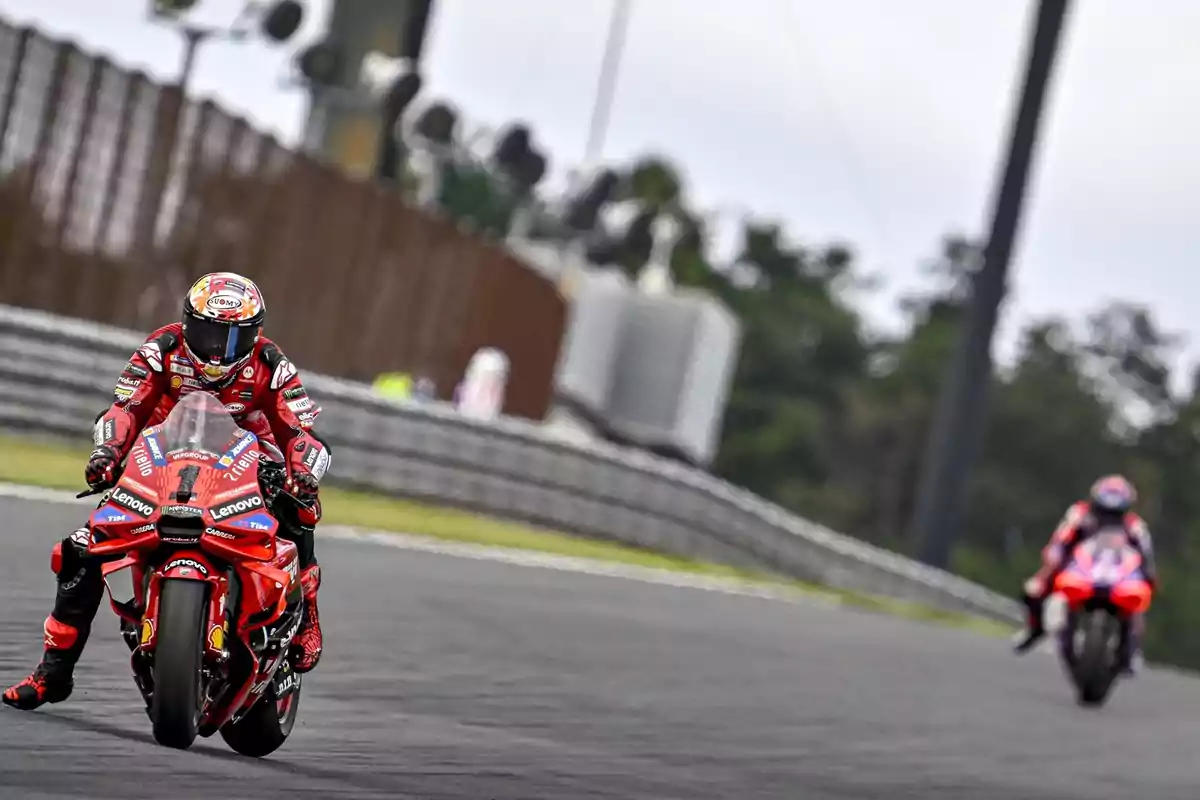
[209,623,226,651]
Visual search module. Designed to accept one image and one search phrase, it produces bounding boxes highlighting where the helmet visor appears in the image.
[1093,489,1129,512]
[183,315,258,365]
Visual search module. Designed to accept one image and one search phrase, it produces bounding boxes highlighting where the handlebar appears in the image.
[271,484,318,512]
[255,459,317,511]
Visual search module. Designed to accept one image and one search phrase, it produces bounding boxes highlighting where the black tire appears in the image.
[219,671,302,758]
[1074,610,1120,707]
[150,580,209,749]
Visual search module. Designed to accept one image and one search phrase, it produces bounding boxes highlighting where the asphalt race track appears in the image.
[2,496,1199,799]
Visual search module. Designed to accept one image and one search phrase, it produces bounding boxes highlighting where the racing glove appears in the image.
[86,445,119,489]
[286,437,330,501]
[287,470,320,500]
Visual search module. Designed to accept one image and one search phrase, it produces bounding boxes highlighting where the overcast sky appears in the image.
[6,0,1199,373]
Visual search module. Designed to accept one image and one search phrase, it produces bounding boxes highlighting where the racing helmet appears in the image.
[181,272,265,384]
[1089,474,1136,514]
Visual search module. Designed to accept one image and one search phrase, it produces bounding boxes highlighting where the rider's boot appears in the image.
[3,530,104,711]
[1121,614,1146,677]
[291,563,323,673]
[1012,589,1046,654]
[3,618,83,710]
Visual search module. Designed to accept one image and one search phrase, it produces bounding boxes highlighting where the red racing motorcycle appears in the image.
[1052,527,1153,707]
[78,391,309,755]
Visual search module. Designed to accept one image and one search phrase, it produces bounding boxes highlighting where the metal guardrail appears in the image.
[0,304,1023,624]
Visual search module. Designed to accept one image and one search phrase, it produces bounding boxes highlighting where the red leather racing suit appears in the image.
[95,322,328,527]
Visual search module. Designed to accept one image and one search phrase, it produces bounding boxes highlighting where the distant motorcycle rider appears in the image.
[4,272,331,710]
[1012,475,1156,673]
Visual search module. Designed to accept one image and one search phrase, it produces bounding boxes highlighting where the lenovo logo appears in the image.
[110,487,154,518]
[210,493,264,521]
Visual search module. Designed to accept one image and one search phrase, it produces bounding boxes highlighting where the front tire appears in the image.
[150,580,209,749]
[1073,609,1120,707]
[219,671,301,758]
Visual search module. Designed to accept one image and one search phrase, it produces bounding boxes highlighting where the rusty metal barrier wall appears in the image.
[0,18,565,420]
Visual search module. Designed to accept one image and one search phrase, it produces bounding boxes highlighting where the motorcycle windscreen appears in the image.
[158,391,245,458]
[1084,544,1143,587]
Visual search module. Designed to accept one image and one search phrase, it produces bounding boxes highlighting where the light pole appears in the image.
[910,0,1072,569]
[582,0,633,170]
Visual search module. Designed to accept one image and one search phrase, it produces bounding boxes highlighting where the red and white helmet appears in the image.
[1089,474,1136,514]
[181,272,265,385]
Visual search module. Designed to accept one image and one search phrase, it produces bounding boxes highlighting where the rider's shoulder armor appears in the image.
[135,326,181,373]
[257,340,298,391]
[258,340,284,368]
[1124,512,1150,536]
[1062,501,1089,528]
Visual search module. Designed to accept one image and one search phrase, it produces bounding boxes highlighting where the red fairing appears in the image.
[1053,532,1155,616]
[92,416,301,734]
[1111,578,1153,616]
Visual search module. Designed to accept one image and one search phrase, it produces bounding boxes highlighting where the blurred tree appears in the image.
[712,221,871,523]
[1083,301,1180,424]
[608,156,687,278]
[438,159,518,236]
[967,318,1116,553]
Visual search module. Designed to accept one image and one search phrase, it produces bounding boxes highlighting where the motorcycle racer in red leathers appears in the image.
[4,272,331,711]
[1012,474,1156,674]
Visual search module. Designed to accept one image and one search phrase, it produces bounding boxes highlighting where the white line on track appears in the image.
[0,481,844,610]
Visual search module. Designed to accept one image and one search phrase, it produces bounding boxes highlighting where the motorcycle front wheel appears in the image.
[150,579,209,749]
[1072,608,1121,707]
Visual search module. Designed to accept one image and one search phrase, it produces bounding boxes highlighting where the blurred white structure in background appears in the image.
[548,218,741,467]
[455,347,510,421]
